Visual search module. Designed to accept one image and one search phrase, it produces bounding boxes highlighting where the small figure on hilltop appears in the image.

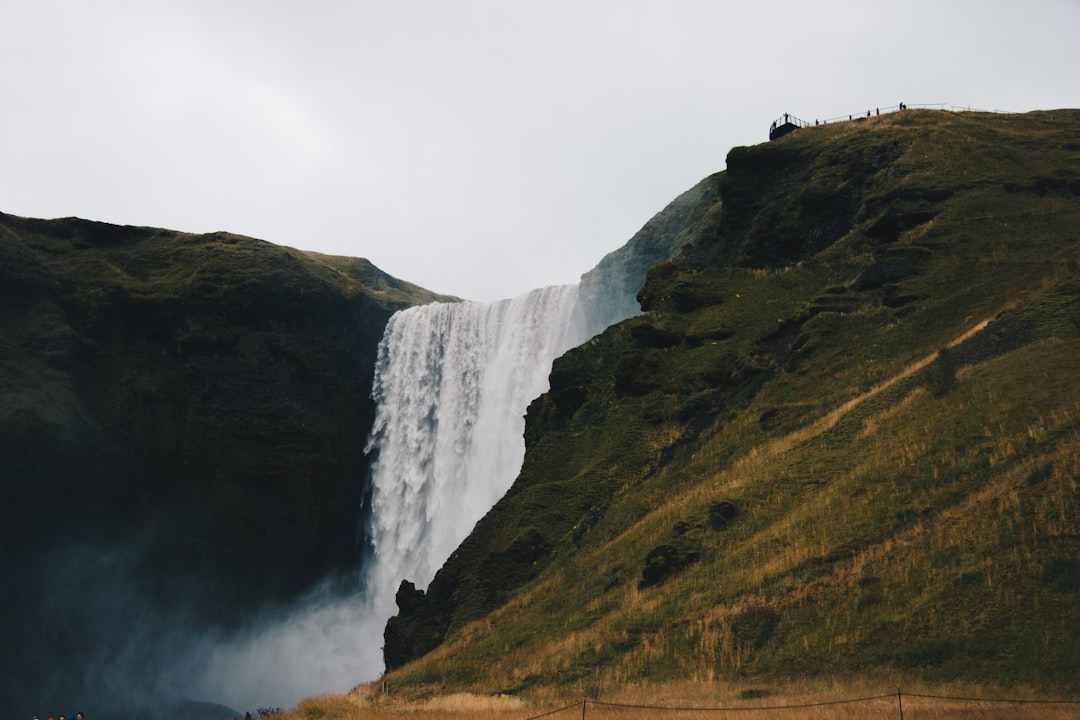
[876,107,880,116]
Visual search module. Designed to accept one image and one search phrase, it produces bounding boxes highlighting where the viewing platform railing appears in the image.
[769,103,1031,140]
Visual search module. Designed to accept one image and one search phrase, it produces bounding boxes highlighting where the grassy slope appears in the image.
[379,109,1080,697]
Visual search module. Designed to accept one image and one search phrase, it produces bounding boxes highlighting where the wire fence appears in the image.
[524,689,1080,720]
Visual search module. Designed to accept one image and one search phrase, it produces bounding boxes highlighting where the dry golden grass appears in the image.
[729,314,994,468]
[288,689,528,719]
[280,680,1080,720]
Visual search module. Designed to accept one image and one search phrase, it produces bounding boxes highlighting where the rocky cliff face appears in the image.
[0,214,449,710]
[572,173,722,338]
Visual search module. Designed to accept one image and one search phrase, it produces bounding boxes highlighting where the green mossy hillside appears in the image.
[382,109,1080,694]
[0,214,449,703]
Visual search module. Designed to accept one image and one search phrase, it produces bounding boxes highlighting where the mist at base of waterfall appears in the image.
[16,278,640,715]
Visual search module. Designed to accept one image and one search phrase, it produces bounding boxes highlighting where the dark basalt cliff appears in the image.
[573,173,722,338]
[381,109,1080,692]
[0,214,450,708]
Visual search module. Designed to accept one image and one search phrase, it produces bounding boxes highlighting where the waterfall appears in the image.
[362,284,586,621]
[357,177,702,675]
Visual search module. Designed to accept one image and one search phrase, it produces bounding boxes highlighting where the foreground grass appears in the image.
[282,679,1080,719]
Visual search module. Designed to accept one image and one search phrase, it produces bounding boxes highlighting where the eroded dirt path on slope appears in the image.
[736,316,994,467]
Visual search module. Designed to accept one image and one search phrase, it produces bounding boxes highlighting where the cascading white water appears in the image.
[354,189,695,675]
[362,284,586,623]
[149,179,689,710]
[182,284,613,707]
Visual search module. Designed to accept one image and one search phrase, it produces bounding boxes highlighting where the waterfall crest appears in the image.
[363,284,585,617]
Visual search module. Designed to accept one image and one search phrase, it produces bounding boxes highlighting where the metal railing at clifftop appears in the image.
[768,102,1042,140]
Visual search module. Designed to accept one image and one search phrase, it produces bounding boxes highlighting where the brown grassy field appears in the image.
[282,680,1080,720]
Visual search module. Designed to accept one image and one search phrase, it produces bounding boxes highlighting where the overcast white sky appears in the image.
[2,1,1077,301]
